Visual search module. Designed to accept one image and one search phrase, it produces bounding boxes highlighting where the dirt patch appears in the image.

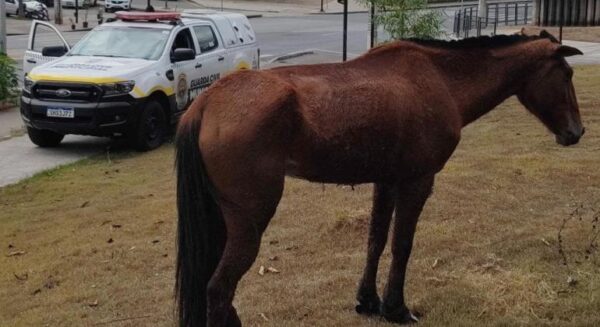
[1,66,599,326]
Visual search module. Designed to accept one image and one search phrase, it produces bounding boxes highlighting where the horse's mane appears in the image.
[368,34,552,54]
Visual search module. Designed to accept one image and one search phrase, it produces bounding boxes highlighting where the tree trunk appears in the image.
[18,0,25,18]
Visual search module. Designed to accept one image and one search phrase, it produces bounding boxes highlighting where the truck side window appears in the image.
[193,26,218,53]
[32,25,66,53]
[172,28,196,54]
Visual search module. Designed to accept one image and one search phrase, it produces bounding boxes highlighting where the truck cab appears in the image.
[21,11,259,150]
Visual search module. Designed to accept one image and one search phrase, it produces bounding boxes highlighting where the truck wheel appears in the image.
[27,127,64,147]
[131,100,166,151]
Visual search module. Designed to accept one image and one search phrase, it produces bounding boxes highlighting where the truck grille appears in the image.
[32,82,102,103]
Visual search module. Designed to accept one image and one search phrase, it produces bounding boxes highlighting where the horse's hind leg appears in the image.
[356,183,395,315]
[205,170,285,327]
[381,175,434,324]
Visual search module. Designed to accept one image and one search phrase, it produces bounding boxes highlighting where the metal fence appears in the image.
[454,1,533,38]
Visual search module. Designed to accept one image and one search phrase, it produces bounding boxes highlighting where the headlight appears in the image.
[23,77,34,93]
[101,81,135,96]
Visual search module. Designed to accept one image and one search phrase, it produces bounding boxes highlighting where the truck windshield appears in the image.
[69,27,170,60]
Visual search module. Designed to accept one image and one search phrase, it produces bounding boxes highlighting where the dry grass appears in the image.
[1,66,600,326]
[522,26,600,43]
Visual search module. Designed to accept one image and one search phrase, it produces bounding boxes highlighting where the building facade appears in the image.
[534,0,600,26]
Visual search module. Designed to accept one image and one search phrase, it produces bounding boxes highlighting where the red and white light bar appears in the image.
[115,11,181,21]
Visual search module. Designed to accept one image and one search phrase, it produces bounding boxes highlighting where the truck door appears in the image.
[24,21,70,75]
[170,27,199,112]
[189,24,227,98]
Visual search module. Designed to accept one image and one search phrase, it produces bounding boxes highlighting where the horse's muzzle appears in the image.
[556,127,585,146]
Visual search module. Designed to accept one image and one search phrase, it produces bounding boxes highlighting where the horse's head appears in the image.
[517,31,585,146]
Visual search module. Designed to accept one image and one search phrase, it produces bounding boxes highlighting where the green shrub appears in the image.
[364,0,444,40]
[0,54,19,106]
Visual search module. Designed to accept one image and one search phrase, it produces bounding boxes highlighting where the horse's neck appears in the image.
[436,49,531,127]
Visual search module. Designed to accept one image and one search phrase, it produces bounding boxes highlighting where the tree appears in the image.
[365,0,443,40]
[0,54,18,107]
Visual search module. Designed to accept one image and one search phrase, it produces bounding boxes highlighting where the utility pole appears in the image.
[342,0,348,61]
[0,0,6,55]
[54,0,63,24]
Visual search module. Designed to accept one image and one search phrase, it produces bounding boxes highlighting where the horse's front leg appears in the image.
[356,183,395,315]
[381,175,434,324]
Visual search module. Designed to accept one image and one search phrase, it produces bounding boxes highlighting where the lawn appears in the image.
[1,66,599,326]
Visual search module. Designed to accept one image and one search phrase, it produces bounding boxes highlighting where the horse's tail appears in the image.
[175,112,225,327]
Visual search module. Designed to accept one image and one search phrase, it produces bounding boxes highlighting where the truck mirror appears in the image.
[42,46,68,57]
[171,48,196,62]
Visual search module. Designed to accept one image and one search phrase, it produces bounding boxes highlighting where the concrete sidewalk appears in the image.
[0,135,109,187]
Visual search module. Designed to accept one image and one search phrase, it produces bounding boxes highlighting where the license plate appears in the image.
[47,107,75,118]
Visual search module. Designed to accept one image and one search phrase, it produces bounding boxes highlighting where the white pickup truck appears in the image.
[21,10,259,150]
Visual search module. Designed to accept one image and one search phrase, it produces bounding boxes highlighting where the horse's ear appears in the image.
[540,30,559,43]
[556,45,584,57]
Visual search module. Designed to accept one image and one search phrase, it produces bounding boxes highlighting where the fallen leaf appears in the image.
[258,266,265,276]
[259,313,269,321]
[267,267,280,274]
[151,239,160,244]
[107,238,114,244]
[31,288,41,295]
[111,224,122,229]
[88,300,99,307]
[7,250,26,257]
[80,201,90,208]
[14,273,28,281]
[567,276,578,287]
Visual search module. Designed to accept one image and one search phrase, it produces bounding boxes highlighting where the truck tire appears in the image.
[27,127,64,147]
[131,100,166,151]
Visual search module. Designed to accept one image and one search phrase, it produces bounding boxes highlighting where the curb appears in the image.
[269,50,314,63]
[310,10,368,15]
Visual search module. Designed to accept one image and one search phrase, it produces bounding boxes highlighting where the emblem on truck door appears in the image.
[56,89,72,98]
[176,73,189,110]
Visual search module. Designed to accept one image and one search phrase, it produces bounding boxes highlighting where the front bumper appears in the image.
[20,93,144,137]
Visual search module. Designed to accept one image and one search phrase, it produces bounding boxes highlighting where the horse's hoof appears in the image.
[381,307,420,324]
[355,296,381,316]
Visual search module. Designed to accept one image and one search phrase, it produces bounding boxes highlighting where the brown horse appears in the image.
[175,31,584,326]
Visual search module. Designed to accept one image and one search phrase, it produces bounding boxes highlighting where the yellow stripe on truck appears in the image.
[236,61,251,70]
[27,73,125,84]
